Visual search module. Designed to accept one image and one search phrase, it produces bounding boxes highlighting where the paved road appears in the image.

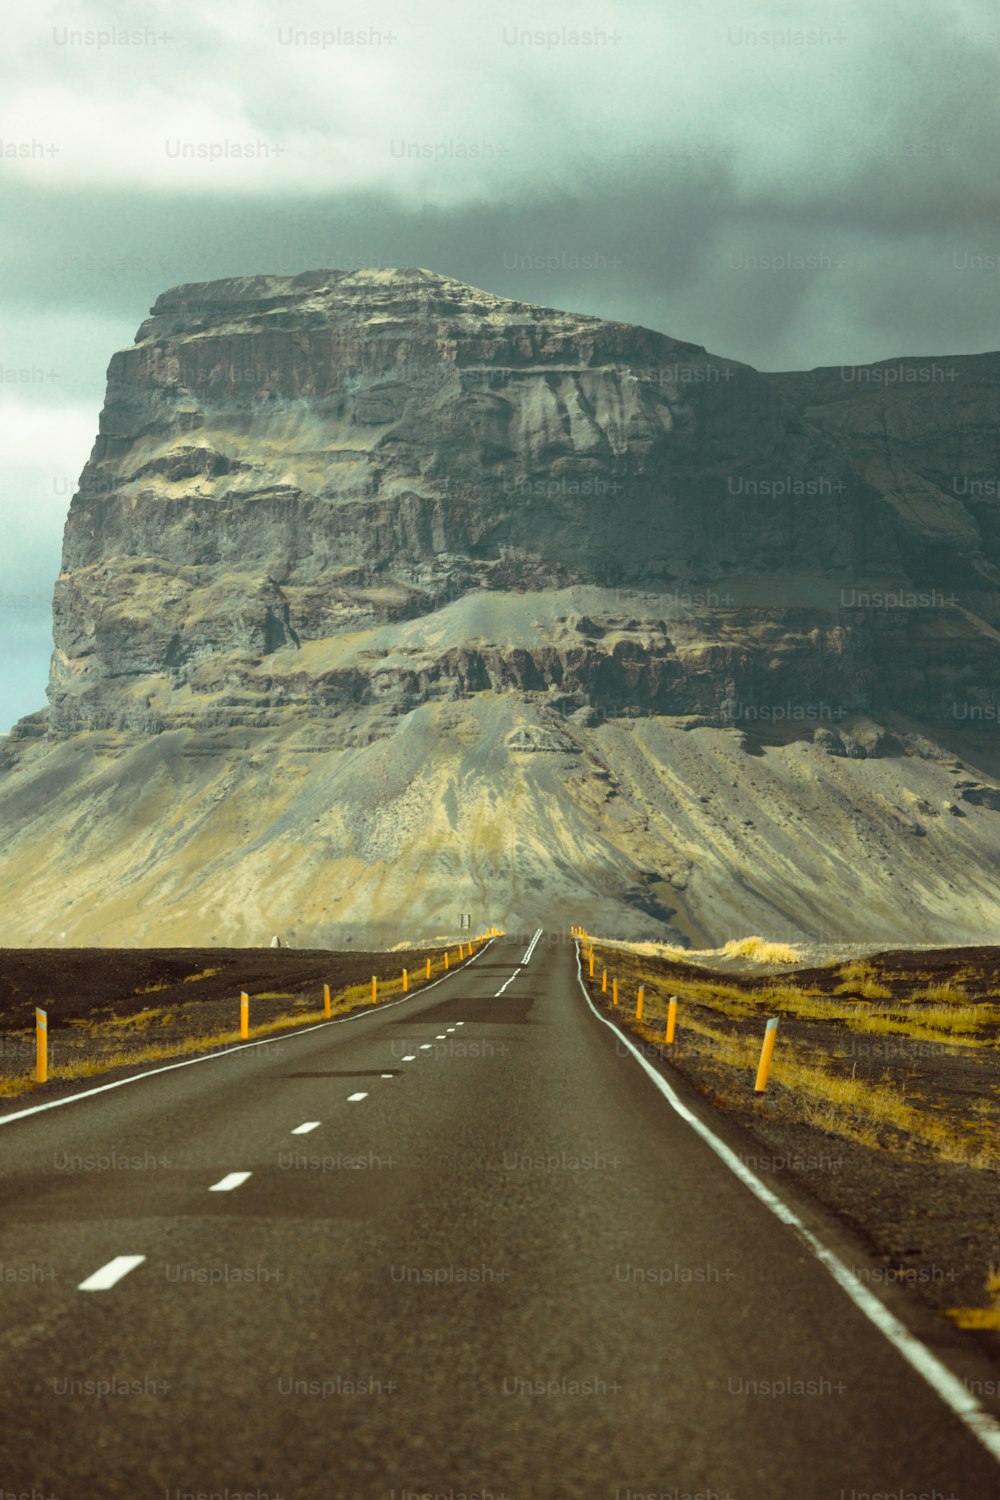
[1,931,998,1499]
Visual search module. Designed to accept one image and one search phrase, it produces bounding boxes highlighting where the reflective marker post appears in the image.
[35,1008,47,1084]
[755,1017,780,1093]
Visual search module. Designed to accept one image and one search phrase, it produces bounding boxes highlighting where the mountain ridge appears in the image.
[4,269,1000,946]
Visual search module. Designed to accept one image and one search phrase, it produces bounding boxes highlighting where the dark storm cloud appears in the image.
[2,162,996,373]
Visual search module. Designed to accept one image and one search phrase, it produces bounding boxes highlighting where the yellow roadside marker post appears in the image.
[35,1008,47,1084]
[444,952,450,970]
[601,970,608,993]
[240,992,249,1040]
[755,1018,780,1093]
[371,976,378,1005]
[612,978,619,1007]
[425,957,431,980]
[402,968,408,993]
[666,997,678,1045]
[636,986,644,1022]
[323,983,331,1018]
[589,952,595,978]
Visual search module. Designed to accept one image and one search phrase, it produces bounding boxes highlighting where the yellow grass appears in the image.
[69,1006,180,1033]
[910,980,969,1004]
[597,935,803,966]
[946,1307,1000,1330]
[831,960,892,998]
[721,937,803,965]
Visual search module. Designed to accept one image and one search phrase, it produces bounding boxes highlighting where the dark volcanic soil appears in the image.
[0,945,439,1027]
[0,943,451,1112]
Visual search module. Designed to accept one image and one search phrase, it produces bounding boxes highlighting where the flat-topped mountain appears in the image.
[4,269,1000,946]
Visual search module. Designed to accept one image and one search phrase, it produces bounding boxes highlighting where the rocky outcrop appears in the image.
[39,269,1000,740]
[3,268,1000,946]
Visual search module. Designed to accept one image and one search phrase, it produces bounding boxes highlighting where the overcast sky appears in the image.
[1,0,997,730]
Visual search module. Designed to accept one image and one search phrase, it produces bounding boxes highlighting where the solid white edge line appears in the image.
[0,938,497,1127]
[208,1171,252,1192]
[347,1092,368,1102]
[291,1121,321,1135]
[78,1254,146,1292]
[573,941,1000,1466]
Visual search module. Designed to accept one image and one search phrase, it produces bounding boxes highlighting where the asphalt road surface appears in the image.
[1,931,999,1499]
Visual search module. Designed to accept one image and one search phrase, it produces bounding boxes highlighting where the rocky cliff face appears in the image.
[4,268,1000,946]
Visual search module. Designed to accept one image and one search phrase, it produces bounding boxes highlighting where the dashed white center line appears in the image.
[381,1072,394,1078]
[419,1044,433,1051]
[521,927,543,964]
[435,1034,447,1039]
[401,1054,416,1062]
[209,1172,252,1192]
[496,968,521,997]
[347,1091,369,1102]
[446,1027,456,1033]
[291,1121,321,1135]
[78,1255,146,1292]
[455,1022,465,1027]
